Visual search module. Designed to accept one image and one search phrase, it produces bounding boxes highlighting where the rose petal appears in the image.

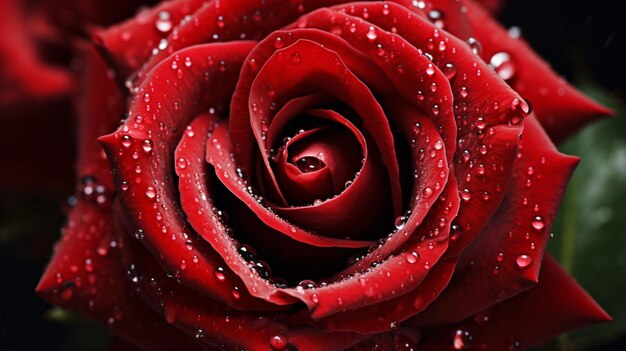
[331,2,527,260]
[206,120,373,248]
[120,0,357,85]
[93,0,207,77]
[36,44,200,351]
[233,35,403,216]
[417,255,610,350]
[272,109,393,240]
[463,0,612,142]
[123,234,367,350]
[99,41,281,309]
[412,116,581,326]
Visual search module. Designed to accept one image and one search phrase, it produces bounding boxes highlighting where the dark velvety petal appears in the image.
[411,116,580,326]
[206,121,373,248]
[36,43,200,351]
[176,113,295,308]
[293,177,458,332]
[417,255,610,350]
[271,108,393,240]
[180,113,363,303]
[463,0,612,142]
[334,109,450,273]
[273,119,361,205]
[123,234,367,350]
[99,41,283,308]
[93,0,207,77]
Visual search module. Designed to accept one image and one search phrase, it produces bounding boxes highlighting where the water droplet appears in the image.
[298,280,318,289]
[270,335,288,350]
[291,52,302,65]
[121,135,132,148]
[490,52,515,81]
[252,260,272,280]
[311,293,319,304]
[84,258,94,272]
[423,187,434,198]
[155,11,173,33]
[214,267,226,281]
[452,328,473,350]
[426,64,435,76]
[216,15,225,28]
[142,139,153,153]
[274,37,285,49]
[467,37,482,56]
[134,228,144,240]
[406,251,420,264]
[395,215,408,230]
[531,216,545,231]
[366,26,378,41]
[428,10,445,28]
[460,189,471,201]
[294,156,324,173]
[177,158,187,169]
[238,244,257,261]
[443,63,457,79]
[516,254,533,268]
[460,86,469,98]
[145,186,156,199]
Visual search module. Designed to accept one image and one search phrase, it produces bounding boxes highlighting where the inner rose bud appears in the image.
[269,115,363,206]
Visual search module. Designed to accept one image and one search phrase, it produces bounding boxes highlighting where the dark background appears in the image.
[1,0,624,350]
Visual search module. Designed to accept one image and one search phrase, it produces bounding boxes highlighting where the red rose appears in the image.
[37,0,611,350]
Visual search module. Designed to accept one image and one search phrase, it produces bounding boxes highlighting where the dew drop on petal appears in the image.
[145,186,156,199]
[270,335,288,350]
[406,251,420,264]
[516,254,533,269]
[366,26,377,41]
[214,267,226,281]
[467,37,482,56]
[531,216,545,231]
[155,11,173,33]
[489,52,515,81]
[452,329,473,350]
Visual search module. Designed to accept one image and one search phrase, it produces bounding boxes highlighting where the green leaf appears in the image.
[548,84,626,349]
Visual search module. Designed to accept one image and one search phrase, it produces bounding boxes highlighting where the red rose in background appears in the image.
[0,0,155,190]
[35,0,611,350]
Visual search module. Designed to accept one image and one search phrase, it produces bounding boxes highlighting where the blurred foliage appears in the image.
[548,83,626,350]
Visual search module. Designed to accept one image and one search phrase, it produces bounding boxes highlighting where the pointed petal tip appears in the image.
[98,133,118,151]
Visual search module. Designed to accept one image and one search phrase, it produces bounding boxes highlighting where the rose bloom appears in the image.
[30,0,612,350]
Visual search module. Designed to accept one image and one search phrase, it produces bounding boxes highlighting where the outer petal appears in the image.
[36,43,200,351]
[411,116,580,326]
[93,0,207,76]
[418,255,610,350]
[99,42,288,308]
[463,0,612,142]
